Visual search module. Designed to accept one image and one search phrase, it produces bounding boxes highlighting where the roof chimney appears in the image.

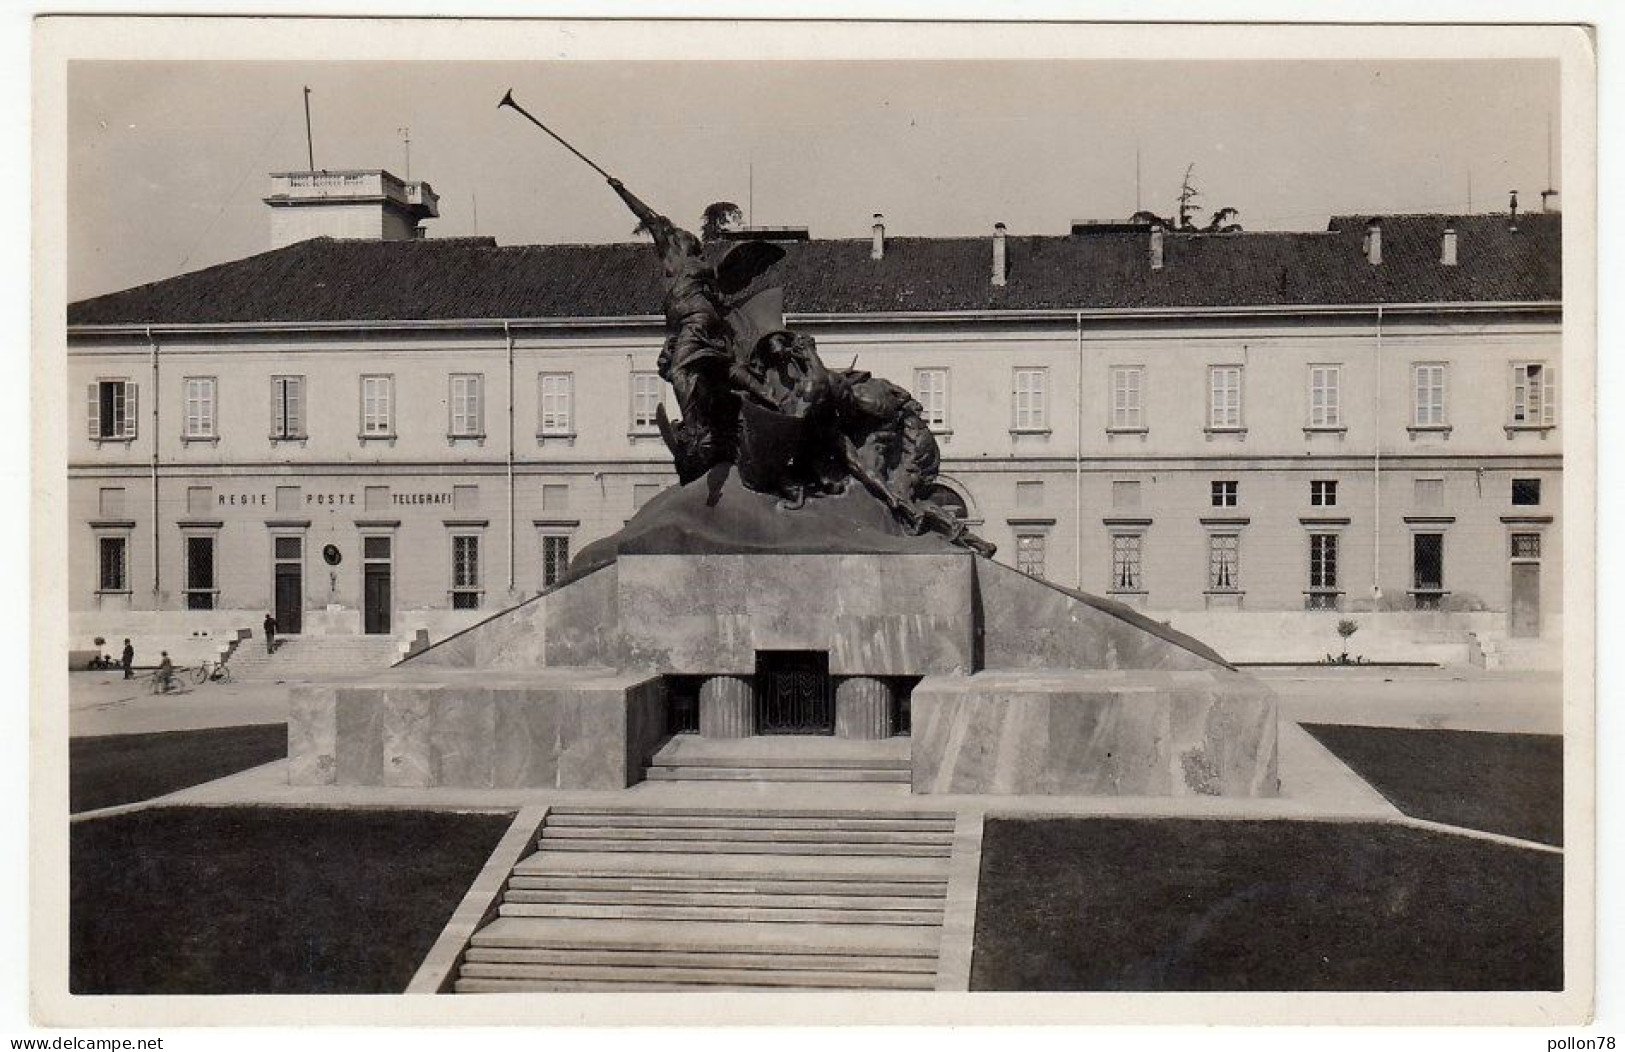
[1541,189,1560,213]
[1440,221,1458,267]
[1508,190,1519,232]
[1362,218,1382,265]
[992,222,1008,287]
[871,213,885,261]
[1149,223,1165,271]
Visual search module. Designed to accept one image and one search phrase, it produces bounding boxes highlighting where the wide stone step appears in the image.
[540,826,951,846]
[533,839,951,857]
[507,875,947,896]
[644,766,911,783]
[463,946,938,973]
[543,813,955,833]
[496,902,943,926]
[502,889,946,911]
[470,916,940,956]
[649,755,910,770]
[513,850,948,881]
[455,962,934,990]
[548,806,953,821]
[454,976,921,992]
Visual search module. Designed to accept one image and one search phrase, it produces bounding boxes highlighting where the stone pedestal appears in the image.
[835,676,895,740]
[699,675,755,739]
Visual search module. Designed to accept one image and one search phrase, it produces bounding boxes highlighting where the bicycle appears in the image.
[149,669,188,695]
[193,658,234,685]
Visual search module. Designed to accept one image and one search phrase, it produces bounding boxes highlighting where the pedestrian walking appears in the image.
[120,638,134,680]
[263,612,277,654]
[156,651,174,693]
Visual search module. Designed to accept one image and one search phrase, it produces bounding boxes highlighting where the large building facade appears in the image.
[67,172,1562,661]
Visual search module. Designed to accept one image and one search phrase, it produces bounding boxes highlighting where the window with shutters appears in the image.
[1308,365,1342,428]
[914,369,949,430]
[1208,366,1243,430]
[87,379,138,441]
[360,375,394,437]
[451,534,481,609]
[449,374,483,438]
[542,535,571,588]
[271,376,305,439]
[1109,366,1145,430]
[1110,534,1144,592]
[182,377,217,440]
[539,373,573,437]
[1412,363,1447,428]
[630,372,663,434]
[1510,362,1557,428]
[1012,369,1048,432]
[98,536,128,593]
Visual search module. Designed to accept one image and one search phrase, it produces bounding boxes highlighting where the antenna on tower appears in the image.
[1135,145,1142,214]
[748,161,754,227]
[398,126,412,181]
[1466,168,1473,214]
[302,86,315,172]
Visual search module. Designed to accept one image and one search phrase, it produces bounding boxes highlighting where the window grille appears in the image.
[1013,370,1047,430]
[1208,534,1239,591]
[451,535,480,609]
[1412,532,1445,610]
[1309,534,1339,593]
[542,535,571,587]
[1511,533,1542,560]
[98,537,127,592]
[184,535,216,610]
[274,536,302,561]
[1111,534,1143,591]
[363,536,392,561]
[1110,366,1144,429]
[914,369,948,429]
[1208,366,1242,429]
[1015,533,1045,578]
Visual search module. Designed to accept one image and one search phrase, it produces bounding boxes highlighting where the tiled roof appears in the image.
[67,213,1561,327]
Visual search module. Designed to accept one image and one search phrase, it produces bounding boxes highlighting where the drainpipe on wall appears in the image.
[1074,310,1084,590]
[504,320,516,595]
[1372,306,1383,609]
[146,326,160,598]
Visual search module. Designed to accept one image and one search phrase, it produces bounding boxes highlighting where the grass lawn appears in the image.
[71,806,513,994]
[971,818,1561,992]
[71,724,288,813]
[1303,724,1562,846]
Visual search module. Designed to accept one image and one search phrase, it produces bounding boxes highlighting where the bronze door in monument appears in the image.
[755,651,833,735]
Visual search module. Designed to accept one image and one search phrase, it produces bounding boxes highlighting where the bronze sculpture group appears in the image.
[498,90,993,557]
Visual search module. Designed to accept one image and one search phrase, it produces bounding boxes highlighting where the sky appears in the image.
[66,58,1560,301]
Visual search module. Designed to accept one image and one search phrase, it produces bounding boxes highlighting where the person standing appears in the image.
[120,638,134,680]
[263,613,277,654]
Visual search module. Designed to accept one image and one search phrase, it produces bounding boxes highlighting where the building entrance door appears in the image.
[274,567,303,635]
[755,651,833,735]
[1510,562,1541,638]
[364,566,391,635]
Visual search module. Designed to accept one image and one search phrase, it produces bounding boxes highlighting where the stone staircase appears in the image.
[227,634,402,682]
[453,805,956,991]
[642,735,913,785]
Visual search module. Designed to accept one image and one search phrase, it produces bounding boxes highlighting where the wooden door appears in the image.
[274,566,303,635]
[363,565,392,635]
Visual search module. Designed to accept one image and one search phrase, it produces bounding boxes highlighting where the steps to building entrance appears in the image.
[642,735,913,785]
[227,635,401,681]
[453,805,956,992]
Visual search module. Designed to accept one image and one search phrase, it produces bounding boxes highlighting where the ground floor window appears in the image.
[542,535,570,588]
[1111,533,1143,592]
[1207,534,1239,591]
[451,535,480,609]
[97,536,128,592]
[1306,533,1339,610]
[1412,532,1445,610]
[1015,533,1046,578]
[1511,533,1542,559]
[184,535,216,610]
